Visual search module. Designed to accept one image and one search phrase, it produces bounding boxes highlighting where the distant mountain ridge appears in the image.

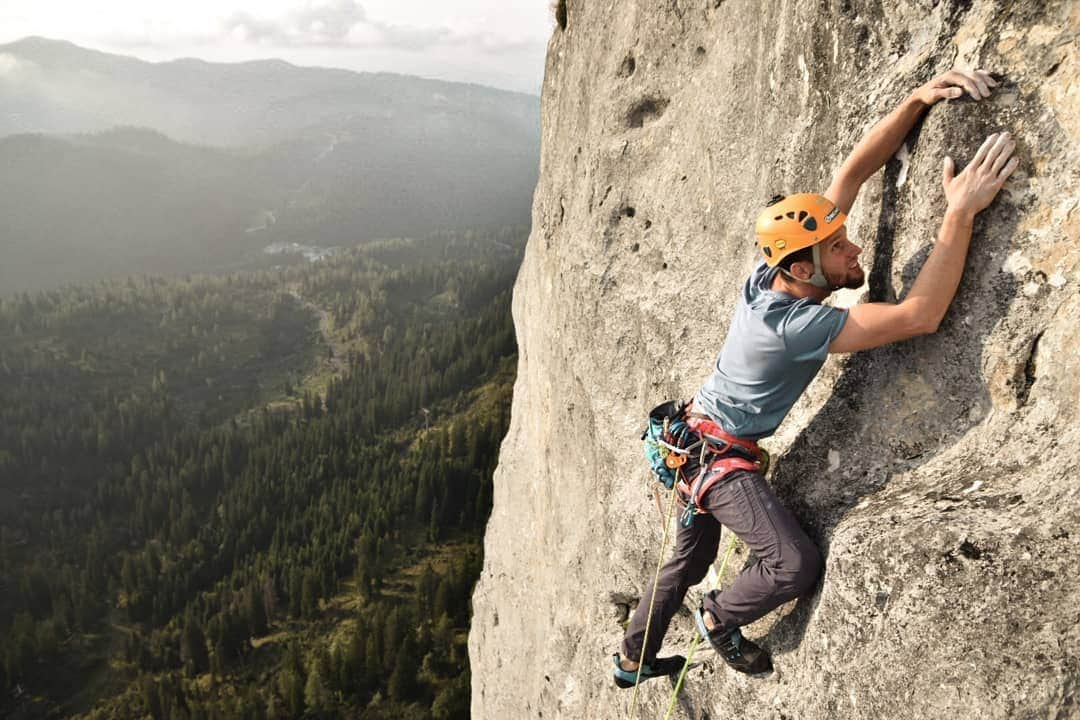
[0,36,540,147]
[0,38,540,295]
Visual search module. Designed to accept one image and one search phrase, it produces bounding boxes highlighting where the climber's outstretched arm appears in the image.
[824,69,1000,215]
[829,131,1019,354]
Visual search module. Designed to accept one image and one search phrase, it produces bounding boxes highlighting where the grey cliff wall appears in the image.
[470,1,1079,718]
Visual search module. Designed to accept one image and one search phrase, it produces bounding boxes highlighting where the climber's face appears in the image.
[819,225,864,290]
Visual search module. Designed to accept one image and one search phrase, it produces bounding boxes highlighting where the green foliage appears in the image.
[0,226,522,719]
[432,673,470,720]
[0,272,319,521]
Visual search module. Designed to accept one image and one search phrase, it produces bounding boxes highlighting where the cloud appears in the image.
[293,0,365,42]
[369,22,450,52]
[223,11,285,44]
[219,1,543,56]
[447,30,545,56]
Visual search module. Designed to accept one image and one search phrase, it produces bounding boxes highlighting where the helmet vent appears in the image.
[785,211,796,219]
[762,246,772,258]
[802,217,817,231]
[797,210,807,222]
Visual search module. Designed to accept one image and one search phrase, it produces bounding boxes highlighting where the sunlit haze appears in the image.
[0,0,550,93]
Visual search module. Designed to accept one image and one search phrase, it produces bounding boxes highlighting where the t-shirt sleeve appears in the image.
[780,302,848,362]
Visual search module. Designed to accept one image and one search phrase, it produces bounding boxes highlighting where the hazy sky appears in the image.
[0,0,552,94]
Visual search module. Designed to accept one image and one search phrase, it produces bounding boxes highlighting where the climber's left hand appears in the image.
[915,69,1000,104]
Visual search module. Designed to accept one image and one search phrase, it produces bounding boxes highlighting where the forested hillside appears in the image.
[0,129,279,294]
[0,123,536,295]
[0,227,524,719]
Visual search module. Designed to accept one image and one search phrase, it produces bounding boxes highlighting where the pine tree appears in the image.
[278,668,305,718]
[301,572,318,619]
[244,584,268,637]
[180,619,209,676]
[431,671,470,720]
[387,645,417,702]
[303,655,332,715]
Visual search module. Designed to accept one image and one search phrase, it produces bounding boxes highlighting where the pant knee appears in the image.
[775,542,822,598]
[662,549,713,591]
[684,558,711,587]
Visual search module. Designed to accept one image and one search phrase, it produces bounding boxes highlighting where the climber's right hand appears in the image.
[941,131,1019,218]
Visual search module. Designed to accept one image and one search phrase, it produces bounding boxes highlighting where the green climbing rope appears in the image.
[626,459,682,719]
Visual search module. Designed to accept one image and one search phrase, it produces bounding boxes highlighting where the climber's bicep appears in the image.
[828,302,928,354]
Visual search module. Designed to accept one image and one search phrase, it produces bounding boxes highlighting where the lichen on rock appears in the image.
[470,1,1079,718]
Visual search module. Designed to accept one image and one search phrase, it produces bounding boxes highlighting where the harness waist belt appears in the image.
[685,408,760,457]
[678,405,761,514]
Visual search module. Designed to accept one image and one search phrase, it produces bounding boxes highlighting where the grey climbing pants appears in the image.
[622,469,821,664]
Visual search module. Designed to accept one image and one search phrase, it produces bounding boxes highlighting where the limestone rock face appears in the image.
[469,1,1079,718]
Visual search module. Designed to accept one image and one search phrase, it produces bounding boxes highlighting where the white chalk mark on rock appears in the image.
[962,480,983,494]
[895,143,910,188]
[1002,251,1032,275]
[559,675,577,705]
[828,449,840,472]
[797,54,810,102]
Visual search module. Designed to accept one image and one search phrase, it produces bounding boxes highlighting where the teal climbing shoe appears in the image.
[612,653,687,689]
[693,608,772,675]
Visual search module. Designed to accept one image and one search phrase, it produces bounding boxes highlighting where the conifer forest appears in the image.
[0,227,524,719]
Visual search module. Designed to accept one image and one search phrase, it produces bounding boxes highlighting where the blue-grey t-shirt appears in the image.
[693,260,848,440]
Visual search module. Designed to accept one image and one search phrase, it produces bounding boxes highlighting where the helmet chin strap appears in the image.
[808,244,832,289]
[781,244,841,291]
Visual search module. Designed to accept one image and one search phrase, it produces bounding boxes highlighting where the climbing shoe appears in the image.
[693,608,772,675]
[612,653,687,689]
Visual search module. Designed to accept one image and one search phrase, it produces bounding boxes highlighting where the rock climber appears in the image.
[614,68,1019,687]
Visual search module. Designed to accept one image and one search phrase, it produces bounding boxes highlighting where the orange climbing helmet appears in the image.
[755,193,846,268]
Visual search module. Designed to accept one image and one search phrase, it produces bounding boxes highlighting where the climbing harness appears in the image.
[643,401,765,528]
[677,409,763,527]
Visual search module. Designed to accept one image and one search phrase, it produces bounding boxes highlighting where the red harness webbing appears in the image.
[677,412,761,514]
[686,413,760,455]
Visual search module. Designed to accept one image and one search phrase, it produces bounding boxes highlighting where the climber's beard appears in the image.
[825,262,865,291]
[841,263,865,290]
